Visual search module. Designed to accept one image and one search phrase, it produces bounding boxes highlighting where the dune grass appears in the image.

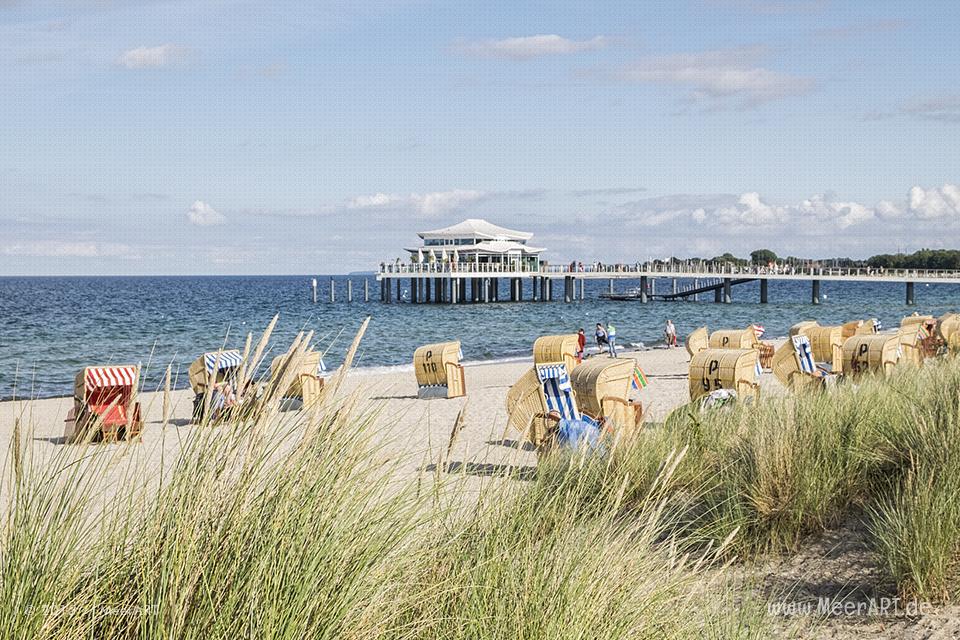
[0,330,767,639]
[6,331,960,637]
[541,354,960,604]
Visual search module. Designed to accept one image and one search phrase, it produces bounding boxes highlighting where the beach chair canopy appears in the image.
[79,365,138,391]
[789,321,819,338]
[689,349,760,403]
[414,341,461,388]
[536,363,580,421]
[188,349,244,393]
[685,326,709,358]
[858,319,881,335]
[569,358,634,418]
[939,313,960,352]
[506,367,545,437]
[805,326,844,364]
[842,334,900,377]
[709,328,759,350]
[841,320,863,339]
[901,314,935,330]
[533,334,580,372]
[793,336,816,373]
[270,350,328,400]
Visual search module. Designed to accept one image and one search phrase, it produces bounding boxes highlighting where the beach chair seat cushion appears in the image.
[90,403,128,426]
[555,416,602,450]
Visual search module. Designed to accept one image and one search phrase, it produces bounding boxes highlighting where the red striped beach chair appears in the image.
[65,365,143,443]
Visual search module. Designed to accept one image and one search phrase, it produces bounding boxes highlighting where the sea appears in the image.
[2,275,959,400]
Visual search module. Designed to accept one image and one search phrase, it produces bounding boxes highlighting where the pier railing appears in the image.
[378,261,960,281]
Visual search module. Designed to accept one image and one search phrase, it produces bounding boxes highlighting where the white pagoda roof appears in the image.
[418,218,533,242]
[404,240,544,255]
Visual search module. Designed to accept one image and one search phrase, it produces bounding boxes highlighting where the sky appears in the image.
[1,0,959,275]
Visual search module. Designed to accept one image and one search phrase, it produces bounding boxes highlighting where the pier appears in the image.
[375,262,960,306]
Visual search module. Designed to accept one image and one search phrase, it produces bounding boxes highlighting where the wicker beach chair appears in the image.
[533,334,580,372]
[789,321,819,337]
[709,327,760,350]
[685,326,709,358]
[506,362,596,448]
[896,316,936,365]
[857,319,881,335]
[805,326,844,372]
[64,365,142,443]
[413,341,466,399]
[841,320,863,339]
[938,313,960,354]
[688,349,761,404]
[188,349,244,420]
[569,358,643,436]
[771,336,830,391]
[842,334,900,378]
[270,350,327,407]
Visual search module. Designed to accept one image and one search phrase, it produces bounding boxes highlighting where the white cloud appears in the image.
[455,35,608,60]
[908,184,960,218]
[902,96,960,123]
[347,189,486,216]
[2,241,134,258]
[611,184,960,237]
[612,46,813,107]
[187,200,225,226]
[347,193,404,209]
[118,44,189,69]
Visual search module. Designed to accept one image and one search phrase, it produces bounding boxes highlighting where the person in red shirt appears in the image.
[576,328,587,362]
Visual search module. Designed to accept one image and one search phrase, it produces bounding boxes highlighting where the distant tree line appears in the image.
[649,248,960,270]
[865,249,960,270]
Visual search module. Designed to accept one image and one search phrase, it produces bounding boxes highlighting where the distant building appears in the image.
[406,218,544,269]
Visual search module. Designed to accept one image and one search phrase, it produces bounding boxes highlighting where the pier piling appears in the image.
[906,281,915,305]
[348,280,353,303]
[640,276,648,303]
[396,279,401,303]
[364,279,369,302]
[312,278,317,303]
[760,279,768,304]
[723,278,732,304]
[330,278,335,303]
[812,280,821,305]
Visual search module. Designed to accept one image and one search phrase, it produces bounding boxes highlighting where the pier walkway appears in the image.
[375,262,960,305]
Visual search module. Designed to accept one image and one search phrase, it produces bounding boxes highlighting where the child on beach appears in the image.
[576,328,586,362]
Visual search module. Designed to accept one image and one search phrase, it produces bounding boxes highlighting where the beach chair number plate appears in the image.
[701,359,724,392]
[849,343,870,374]
[421,350,438,374]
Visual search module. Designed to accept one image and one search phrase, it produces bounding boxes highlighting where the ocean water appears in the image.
[2,275,959,399]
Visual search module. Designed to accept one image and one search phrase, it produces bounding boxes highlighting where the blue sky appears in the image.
[1,0,958,274]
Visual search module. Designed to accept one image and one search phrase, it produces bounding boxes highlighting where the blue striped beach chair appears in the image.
[536,363,580,421]
[188,349,245,420]
[791,336,816,374]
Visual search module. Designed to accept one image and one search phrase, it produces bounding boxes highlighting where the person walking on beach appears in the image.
[576,328,586,363]
[664,319,677,348]
[595,323,608,354]
[606,322,618,358]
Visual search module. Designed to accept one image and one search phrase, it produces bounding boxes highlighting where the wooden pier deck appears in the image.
[373,263,960,305]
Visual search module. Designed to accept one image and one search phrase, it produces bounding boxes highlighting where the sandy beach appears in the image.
[0,342,793,503]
